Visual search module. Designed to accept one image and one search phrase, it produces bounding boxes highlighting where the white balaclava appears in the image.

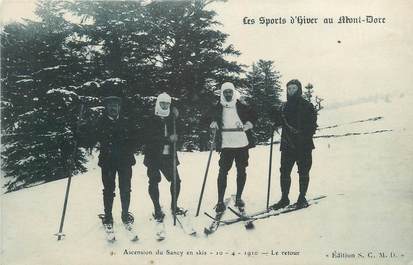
[155,92,171,117]
[220,82,239,108]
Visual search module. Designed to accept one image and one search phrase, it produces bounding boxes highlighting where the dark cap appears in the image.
[103,96,122,106]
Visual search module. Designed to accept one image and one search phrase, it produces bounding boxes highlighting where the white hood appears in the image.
[155,92,171,117]
[220,82,239,108]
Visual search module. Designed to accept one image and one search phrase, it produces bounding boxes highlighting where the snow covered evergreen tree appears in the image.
[66,0,243,149]
[1,0,89,191]
[245,60,282,143]
[1,0,245,191]
[143,0,243,148]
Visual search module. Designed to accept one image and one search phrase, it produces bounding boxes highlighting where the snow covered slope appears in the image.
[1,92,412,265]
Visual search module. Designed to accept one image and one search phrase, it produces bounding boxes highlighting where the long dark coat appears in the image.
[271,97,317,152]
[142,110,181,168]
[95,115,139,167]
[78,113,139,168]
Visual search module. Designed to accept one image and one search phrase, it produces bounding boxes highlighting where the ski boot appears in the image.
[101,214,114,226]
[234,198,245,208]
[295,195,309,209]
[153,208,165,222]
[121,212,135,225]
[214,201,226,213]
[270,197,290,210]
[171,206,188,216]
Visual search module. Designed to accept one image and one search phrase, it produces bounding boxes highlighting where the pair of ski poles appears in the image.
[195,128,278,217]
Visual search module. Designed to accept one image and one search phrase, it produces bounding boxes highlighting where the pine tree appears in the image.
[1,0,246,191]
[314,95,324,113]
[66,0,243,149]
[1,0,88,191]
[245,60,282,143]
[143,0,243,148]
[303,83,314,102]
[303,83,324,113]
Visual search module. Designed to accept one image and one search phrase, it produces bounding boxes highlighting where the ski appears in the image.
[228,206,255,230]
[153,217,166,241]
[203,198,231,235]
[203,210,225,235]
[103,224,116,243]
[254,195,326,220]
[229,195,255,230]
[98,214,115,243]
[253,195,326,219]
[175,211,197,237]
[251,200,317,221]
[217,195,327,226]
[123,222,139,242]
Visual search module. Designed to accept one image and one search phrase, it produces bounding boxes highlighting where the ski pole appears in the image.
[195,128,217,217]
[266,129,275,210]
[172,113,177,226]
[55,103,85,241]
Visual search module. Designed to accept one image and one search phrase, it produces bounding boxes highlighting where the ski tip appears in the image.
[203,228,211,236]
[245,221,255,230]
[156,236,165,242]
[228,206,242,214]
[204,211,219,221]
[156,230,166,241]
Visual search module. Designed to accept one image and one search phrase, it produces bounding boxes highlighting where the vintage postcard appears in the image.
[1,0,412,265]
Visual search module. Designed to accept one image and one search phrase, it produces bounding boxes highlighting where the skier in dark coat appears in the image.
[207,82,258,212]
[270,79,317,209]
[79,96,139,225]
[142,93,185,221]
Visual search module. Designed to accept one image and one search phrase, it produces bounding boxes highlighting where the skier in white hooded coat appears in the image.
[143,93,185,221]
[206,82,257,212]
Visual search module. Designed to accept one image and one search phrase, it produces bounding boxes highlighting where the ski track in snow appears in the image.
[1,94,413,265]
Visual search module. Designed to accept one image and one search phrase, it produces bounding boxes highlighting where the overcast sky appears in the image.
[2,0,413,106]
[211,0,413,105]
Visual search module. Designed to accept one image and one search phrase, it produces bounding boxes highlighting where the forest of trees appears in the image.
[1,0,322,191]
